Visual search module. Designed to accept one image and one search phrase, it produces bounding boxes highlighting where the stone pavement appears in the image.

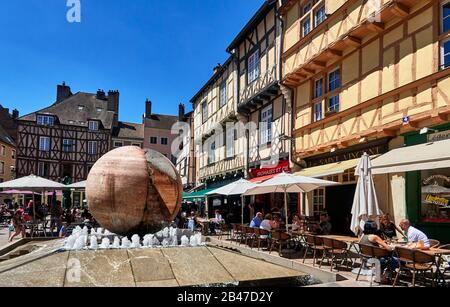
[207,236,388,287]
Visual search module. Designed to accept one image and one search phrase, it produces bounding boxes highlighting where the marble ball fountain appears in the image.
[86,146,183,236]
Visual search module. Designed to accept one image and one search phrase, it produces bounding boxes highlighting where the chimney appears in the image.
[213,64,222,74]
[107,90,120,127]
[97,89,106,100]
[178,103,185,121]
[145,99,152,119]
[12,109,19,119]
[56,82,72,103]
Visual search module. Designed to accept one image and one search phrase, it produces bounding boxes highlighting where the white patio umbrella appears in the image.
[350,153,382,236]
[0,175,65,218]
[245,173,339,231]
[206,179,258,225]
[65,180,87,190]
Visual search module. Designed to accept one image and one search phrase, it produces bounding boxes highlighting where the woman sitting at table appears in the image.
[360,221,399,281]
[271,214,282,230]
[291,214,303,232]
[379,214,404,240]
[260,214,273,231]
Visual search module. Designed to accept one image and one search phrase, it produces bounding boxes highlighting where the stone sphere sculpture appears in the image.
[86,146,183,236]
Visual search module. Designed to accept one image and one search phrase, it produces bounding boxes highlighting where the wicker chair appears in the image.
[429,239,441,249]
[217,224,231,240]
[357,244,393,283]
[255,228,271,251]
[321,238,350,271]
[269,230,291,255]
[231,224,243,243]
[244,226,257,247]
[393,246,436,287]
[303,234,325,266]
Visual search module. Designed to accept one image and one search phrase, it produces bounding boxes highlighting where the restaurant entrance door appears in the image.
[326,184,356,236]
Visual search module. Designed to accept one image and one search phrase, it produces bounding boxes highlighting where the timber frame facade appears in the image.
[281,0,450,160]
[16,84,118,182]
[227,0,292,175]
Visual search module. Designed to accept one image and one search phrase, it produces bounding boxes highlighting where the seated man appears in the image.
[313,213,332,235]
[209,210,225,234]
[399,219,430,250]
[250,212,263,228]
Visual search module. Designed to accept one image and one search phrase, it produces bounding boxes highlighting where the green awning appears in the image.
[182,188,217,200]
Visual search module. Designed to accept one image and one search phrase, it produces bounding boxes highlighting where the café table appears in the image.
[422,248,450,287]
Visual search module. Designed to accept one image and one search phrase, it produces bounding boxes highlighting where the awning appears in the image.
[371,139,450,175]
[295,156,379,178]
[249,173,281,183]
[182,188,217,200]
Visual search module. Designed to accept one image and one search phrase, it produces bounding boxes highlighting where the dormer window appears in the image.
[37,115,55,126]
[96,108,103,113]
[89,121,99,131]
[78,105,85,111]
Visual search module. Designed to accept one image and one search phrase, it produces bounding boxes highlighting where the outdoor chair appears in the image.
[231,224,243,243]
[321,238,350,271]
[244,226,257,247]
[357,244,393,284]
[303,234,325,266]
[254,228,270,251]
[438,244,450,280]
[429,239,441,249]
[217,224,231,241]
[393,247,436,287]
[269,230,290,255]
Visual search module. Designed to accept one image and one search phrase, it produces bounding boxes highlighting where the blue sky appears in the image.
[0,0,263,123]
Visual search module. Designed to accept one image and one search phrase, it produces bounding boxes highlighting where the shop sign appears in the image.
[305,142,388,168]
[250,160,290,178]
[425,195,449,207]
[428,130,450,143]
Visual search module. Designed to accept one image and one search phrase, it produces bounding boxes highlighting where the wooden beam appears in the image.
[390,3,410,18]
[293,71,307,79]
[311,60,326,68]
[380,129,397,138]
[343,36,361,48]
[302,67,316,75]
[431,112,448,124]
[325,49,343,58]
[366,22,385,33]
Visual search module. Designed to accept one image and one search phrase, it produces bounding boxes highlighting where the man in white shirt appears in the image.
[399,219,430,250]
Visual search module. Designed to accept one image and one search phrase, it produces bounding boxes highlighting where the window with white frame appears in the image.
[315,5,326,27]
[328,69,341,113]
[114,141,123,148]
[314,102,323,122]
[302,19,311,37]
[161,137,169,145]
[219,81,227,108]
[37,115,55,126]
[88,121,99,131]
[442,1,450,33]
[39,137,50,152]
[260,105,273,144]
[248,50,260,84]
[87,141,98,155]
[303,1,312,15]
[313,188,325,218]
[0,162,4,175]
[38,162,50,177]
[62,139,75,153]
[314,78,323,98]
[12,150,16,159]
[150,137,157,144]
[442,38,450,70]
[208,141,216,165]
[226,127,235,158]
[202,101,208,123]
[0,145,5,156]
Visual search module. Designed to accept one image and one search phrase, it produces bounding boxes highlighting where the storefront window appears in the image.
[421,168,450,223]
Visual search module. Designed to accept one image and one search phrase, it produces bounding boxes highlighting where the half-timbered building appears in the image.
[281,0,450,238]
[226,0,294,212]
[16,83,118,182]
